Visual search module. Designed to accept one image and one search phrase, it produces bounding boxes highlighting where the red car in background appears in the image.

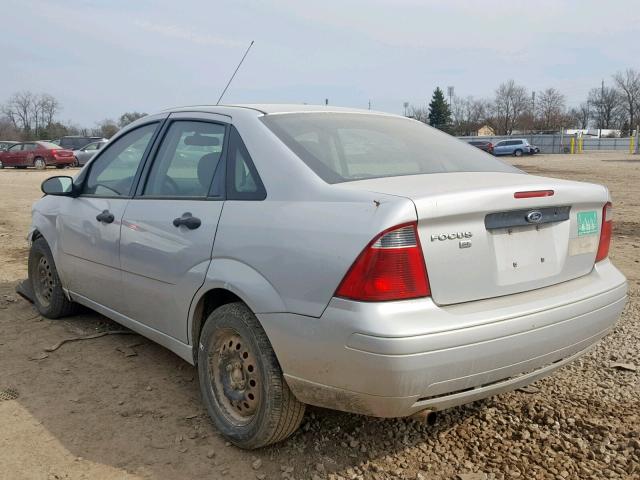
[468,140,494,154]
[0,141,75,169]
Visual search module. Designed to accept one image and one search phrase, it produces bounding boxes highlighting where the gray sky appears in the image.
[2,0,639,126]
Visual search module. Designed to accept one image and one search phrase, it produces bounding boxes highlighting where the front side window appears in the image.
[143,121,225,198]
[261,113,519,183]
[84,123,157,197]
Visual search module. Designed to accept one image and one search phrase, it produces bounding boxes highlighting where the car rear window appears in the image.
[261,113,518,183]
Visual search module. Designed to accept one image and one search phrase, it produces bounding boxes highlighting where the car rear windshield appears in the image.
[260,113,519,183]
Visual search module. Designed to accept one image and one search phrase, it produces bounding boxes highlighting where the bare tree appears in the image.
[118,111,147,128]
[93,119,119,138]
[451,96,490,136]
[536,87,566,131]
[613,68,640,131]
[406,104,429,123]
[3,91,35,133]
[493,80,529,134]
[588,84,622,129]
[38,94,60,129]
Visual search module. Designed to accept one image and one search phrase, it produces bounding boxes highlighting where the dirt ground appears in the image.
[0,153,638,480]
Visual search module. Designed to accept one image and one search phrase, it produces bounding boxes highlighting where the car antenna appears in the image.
[216,40,255,105]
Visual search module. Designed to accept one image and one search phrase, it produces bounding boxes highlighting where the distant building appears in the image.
[476,125,495,136]
[565,128,622,138]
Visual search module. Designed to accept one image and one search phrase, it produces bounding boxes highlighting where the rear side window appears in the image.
[143,120,226,198]
[261,113,518,183]
[226,126,266,200]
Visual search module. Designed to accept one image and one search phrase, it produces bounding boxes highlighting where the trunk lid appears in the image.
[342,172,609,305]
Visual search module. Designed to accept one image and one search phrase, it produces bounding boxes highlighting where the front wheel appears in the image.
[198,302,305,449]
[28,237,77,318]
[33,157,46,170]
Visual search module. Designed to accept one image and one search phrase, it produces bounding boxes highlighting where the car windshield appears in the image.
[261,113,518,183]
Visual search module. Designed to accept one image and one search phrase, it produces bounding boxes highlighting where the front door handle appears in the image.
[173,213,201,230]
[96,210,115,224]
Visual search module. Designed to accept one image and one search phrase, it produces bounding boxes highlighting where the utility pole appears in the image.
[403,101,409,116]
[531,91,536,134]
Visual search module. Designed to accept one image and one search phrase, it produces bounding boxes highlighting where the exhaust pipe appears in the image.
[410,408,438,426]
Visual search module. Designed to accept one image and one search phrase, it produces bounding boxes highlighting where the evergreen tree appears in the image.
[428,87,452,131]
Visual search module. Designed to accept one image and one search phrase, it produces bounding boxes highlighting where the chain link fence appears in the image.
[457,134,636,154]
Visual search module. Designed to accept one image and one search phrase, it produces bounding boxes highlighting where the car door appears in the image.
[493,141,505,155]
[3,144,22,166]
[57,120,163,310]
[119,113,228,342]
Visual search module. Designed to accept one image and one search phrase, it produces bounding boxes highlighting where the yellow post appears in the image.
[578,137,583,154]
[570,137,575,154]
[630,135,635,154]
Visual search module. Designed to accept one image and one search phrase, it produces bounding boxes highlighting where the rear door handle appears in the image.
[173,213,201,230]
[96,210,115,224]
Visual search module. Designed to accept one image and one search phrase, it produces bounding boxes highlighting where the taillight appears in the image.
[596,202,613,262]
[50,149,58,156]
[335,222,430,301]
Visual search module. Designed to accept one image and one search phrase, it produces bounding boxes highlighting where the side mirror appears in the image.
[41,176,74,196]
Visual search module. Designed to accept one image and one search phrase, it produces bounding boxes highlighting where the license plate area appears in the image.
[491,223,564,286]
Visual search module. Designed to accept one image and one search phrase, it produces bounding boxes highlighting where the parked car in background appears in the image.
[468,140,493,154]
[0,140,18,151]
[0,141,74,169]
[28,105,626,448]
[530,144,540,154]
[59,135,106,151]
[73,140,108,166]
[492,139,532,156]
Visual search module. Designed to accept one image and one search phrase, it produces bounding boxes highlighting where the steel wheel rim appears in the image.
[209,328,261,426]
[33,255,54,307]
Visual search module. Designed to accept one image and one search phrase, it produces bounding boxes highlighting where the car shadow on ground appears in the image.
[0,279,485,480]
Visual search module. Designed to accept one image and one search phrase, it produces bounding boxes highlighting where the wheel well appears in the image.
[191,288,244,364]
[30,230,43,242]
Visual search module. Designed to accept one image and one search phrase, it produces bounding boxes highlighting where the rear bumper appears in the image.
[259,260,627,417]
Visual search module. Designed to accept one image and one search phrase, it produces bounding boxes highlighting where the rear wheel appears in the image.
[28,237,77,318]
[514,149,523,157]
[33,157,46,170]
[198,302,305,449]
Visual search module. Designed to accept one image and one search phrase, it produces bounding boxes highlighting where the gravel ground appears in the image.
[0,152,638,480]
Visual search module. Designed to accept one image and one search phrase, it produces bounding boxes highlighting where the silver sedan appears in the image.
[72,140,108,166]
[28,104,627,448]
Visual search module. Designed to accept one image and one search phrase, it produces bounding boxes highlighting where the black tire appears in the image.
[198,302,305,449]
[72,157,79,167]
[28,237,77,318]
[514,149,523,157]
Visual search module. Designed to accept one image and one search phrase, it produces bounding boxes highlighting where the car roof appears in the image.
[162,103,397,117]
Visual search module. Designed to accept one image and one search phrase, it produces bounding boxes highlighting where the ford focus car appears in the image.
[27,105,627,449]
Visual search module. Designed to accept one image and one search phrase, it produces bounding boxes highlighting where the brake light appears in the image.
[335,222,430,301]
[50,149,58,156]
[514,190,554,199]
[595,202,613,262]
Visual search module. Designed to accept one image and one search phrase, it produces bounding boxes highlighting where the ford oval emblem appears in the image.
[526,210,543,223]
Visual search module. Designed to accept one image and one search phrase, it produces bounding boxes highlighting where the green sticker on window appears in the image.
[577,211,599,236]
